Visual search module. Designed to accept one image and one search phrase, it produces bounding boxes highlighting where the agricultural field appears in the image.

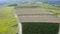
[17,2,60,16]
[0,7,18,34]
[22,22,59,34]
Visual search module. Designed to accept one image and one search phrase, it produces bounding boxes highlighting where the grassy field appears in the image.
[0,7,17,34]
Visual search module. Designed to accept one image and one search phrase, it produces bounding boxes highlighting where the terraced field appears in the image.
[0,7,17,34]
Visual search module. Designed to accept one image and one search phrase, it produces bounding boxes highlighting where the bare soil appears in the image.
[15,8,60,23]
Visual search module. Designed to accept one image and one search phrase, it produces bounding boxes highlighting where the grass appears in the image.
[0,7,17,34]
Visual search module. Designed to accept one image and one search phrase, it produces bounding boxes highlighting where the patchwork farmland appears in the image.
[15,8,60,34]
[0,3,60,34]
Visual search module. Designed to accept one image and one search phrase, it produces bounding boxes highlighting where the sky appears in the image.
[0,0,59,3]
[0,0,17,3]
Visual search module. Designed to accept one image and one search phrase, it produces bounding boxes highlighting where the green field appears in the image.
[0,7,17,34]
[22,22,59,34]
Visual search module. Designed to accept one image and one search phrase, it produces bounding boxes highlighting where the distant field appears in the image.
[0,7,17,34]
[17,2,60,16]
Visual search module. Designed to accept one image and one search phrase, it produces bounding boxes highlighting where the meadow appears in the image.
[0,7,17,34]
